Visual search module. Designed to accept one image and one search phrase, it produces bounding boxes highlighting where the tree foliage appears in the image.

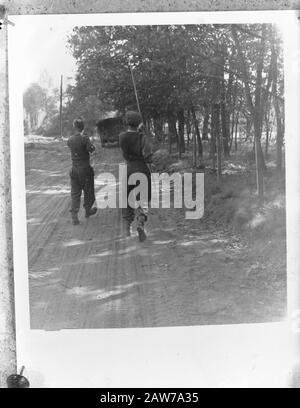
[60,24,284,194]
[23,83,47,115]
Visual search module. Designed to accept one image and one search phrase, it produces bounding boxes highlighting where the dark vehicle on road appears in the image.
[96,116,124,147]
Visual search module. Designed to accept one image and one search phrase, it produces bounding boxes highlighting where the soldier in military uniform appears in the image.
[67,118,97,225]
[119,111,152,242]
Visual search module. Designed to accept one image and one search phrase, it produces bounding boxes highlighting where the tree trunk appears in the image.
[254,133,264,198]
[274,101,283,173]
[271,41,284,173]
[211,52,223,178]
[177,109,185,158]
[266,115,275,157]
[230,110,235,149]
[221,53,231,158]
[231,25,266,198]
[235,111,239,151]
[253,25,267,182]
[264,109,271,158]
[193,129,197,168]
[221,101,231,158]
[196,127,202,158]
[231,81,238,140]
[212,102,222,181]
[202,104,209,141]
[245,116,252,141]
[167,115,177,155]
[265,125,270,158]
[168,131,172,154]
[210,124,216,168]
[154,118,163,142]
[186,110,191,147]
[191,106,202,159]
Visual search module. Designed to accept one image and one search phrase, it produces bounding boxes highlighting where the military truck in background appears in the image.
[96,116,124,147]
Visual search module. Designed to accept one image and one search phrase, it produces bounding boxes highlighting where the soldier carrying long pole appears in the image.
[128,61,152,166]
[117,61,152,242]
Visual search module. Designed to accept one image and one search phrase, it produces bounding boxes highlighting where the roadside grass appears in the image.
[152,142,286,286]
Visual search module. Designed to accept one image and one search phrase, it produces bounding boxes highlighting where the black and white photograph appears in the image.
[3,8,300,388]
[20,20,287,330]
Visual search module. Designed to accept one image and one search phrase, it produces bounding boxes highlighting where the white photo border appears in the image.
[8,10,300,387]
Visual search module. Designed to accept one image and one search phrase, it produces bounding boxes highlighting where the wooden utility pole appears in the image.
[59,75,63,140]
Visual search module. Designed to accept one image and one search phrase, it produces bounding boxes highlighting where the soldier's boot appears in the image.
[137,225,147,242]
[136,214,147,242]
[122,219,131,237]
[85,207,97,218]
[71,211,80,226]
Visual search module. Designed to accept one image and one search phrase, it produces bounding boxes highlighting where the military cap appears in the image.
[125,111,142,127]
[73,117,85,131]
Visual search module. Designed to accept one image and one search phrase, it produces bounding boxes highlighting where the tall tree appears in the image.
[270,27,284,173]
[231,25,269,198]
[23,83,47,132]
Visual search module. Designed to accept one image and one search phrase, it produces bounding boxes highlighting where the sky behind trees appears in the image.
[14,15,76,92]
[12,13,289,94]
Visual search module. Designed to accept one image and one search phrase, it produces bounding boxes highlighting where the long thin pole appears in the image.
[59,75,63,139]
[128,63,143,123]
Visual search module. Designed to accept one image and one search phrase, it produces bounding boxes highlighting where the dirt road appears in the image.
[25,140,285,330]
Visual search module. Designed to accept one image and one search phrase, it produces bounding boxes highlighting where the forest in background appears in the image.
[24,24,285,202]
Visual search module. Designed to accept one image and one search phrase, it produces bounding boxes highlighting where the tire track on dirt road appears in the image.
[26,142,286,329]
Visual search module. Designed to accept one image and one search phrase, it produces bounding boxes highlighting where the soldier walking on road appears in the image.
[119,111,152,242]
[67,118,97,225]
